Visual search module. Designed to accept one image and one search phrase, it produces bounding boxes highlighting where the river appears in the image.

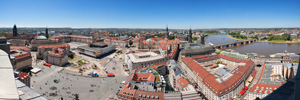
[205,35,300,56]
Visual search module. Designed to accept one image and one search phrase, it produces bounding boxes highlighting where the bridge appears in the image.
[213,39,257,49]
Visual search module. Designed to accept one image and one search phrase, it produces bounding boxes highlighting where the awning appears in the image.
[244,86,248,90]
[252,70,257,77]
[248,76,253,82]
[240,90,245,95]
[31,68,41,74]
[245,82,250,87]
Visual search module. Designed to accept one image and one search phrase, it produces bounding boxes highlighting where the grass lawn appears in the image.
[77,59,87,65]
[68,55,80,62]
[268,40,286,42]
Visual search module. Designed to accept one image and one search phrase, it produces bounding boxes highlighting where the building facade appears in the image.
[77,42,115,58]
[180,54,255,100]
[50,35,95,43]
[125,52,171,72]
[44,48,68,66]
[11,51,32,71]
[37,44,70,59]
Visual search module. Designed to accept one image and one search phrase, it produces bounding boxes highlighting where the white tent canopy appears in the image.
[31,68,41,74]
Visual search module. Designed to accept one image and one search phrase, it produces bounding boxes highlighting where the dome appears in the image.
[36,36,47,39]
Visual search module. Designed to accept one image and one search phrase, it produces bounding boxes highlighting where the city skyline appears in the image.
[0,0,300,29]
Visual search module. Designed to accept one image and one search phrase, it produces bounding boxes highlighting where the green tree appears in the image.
[254,35,259,39]
[287,34,291,41]
[0,32,8,37]
[129,40,133,47]
[169,35,176,40]
[192,37,198,41]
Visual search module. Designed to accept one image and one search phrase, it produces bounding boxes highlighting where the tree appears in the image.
[169,35,176,40]
[129,40,133,47]
[192,37,198,41]
[287,34,291,41]
[0,32,8,37]
[254,35,259,39]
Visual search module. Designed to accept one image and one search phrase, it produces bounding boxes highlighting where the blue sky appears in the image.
[0,0,299,29]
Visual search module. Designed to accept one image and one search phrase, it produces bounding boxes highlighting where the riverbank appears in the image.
[256,40,299,44]
[227,35,249,41]
[228,35,299,44]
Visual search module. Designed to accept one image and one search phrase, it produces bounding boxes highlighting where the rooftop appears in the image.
[38,44,70,49]
[134,90,164,100]
[49,48,67,58]
[181,54,254,96]
[0,49,19,99]
[260,64,283,85]
[16,79,47,100]
[127,52,164,63]
[10,46,30,51]
[177,76,190,89]
[78,44,113,51]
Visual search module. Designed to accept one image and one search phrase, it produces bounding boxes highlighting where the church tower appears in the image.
[45,27,49,39]
[166,25,169,39]
[13,24,18,37]
[188,27,193,43]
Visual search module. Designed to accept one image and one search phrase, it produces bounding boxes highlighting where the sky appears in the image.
[0,0,299,29]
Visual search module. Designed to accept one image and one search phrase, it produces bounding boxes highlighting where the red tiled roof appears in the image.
[143,38,179,45]
[48,48,67,58]
[50,35,94,39]
[150,62,165,69]
[248,64,282,94]
[38,44,70,49]
[160,44,168,50]
[248,84,281,94]
[177,76,190,88]
[134,90,164,100]
[19,73,31,80]
[181,54,254,96]
[10,46,30,51]
[129,72,155,83]
[117,83,136,99]
[13,53,31,60]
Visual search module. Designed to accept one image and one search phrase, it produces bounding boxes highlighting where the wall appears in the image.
[14,57,32,70]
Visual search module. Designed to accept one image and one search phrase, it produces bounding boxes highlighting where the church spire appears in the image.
[188,26,193,43]
[45,27,49,39]
[13,24,18,37]
[166,25,169,39]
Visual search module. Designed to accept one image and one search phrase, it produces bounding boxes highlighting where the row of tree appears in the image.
[229,32,248,39]
[144,34,175,40]
[199,30,220,34]
[0,32,8,37]
[268,34,291,41]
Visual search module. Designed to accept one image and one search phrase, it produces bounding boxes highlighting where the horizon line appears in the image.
[0,26,299,30]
